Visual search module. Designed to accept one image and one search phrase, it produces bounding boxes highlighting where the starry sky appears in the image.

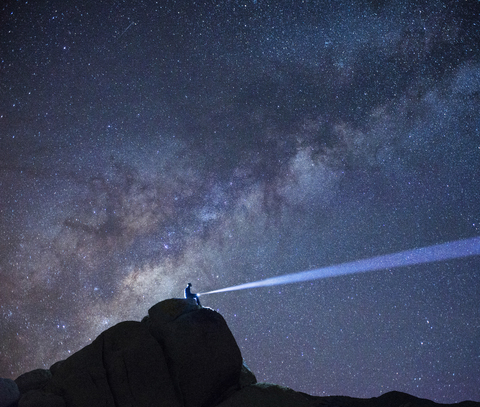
[1,0,479,403]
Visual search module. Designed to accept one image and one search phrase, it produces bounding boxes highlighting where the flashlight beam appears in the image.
[199,236,480,296]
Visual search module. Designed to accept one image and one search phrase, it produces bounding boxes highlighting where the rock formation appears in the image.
[2,299,479,407]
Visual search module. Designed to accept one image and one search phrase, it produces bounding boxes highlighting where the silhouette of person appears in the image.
[185,283,201,306]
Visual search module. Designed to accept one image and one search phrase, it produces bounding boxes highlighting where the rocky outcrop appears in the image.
[0,378,20,407]
[44,320,178,407]
[15,369,52,395]
[144,299,242,407]
[216,385,480,407]
[12,299,242,407]
[5,299,480,407]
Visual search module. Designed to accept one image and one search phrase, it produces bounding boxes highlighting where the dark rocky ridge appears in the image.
[2,299,479,407]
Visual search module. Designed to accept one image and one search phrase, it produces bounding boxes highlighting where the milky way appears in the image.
[1,0,479,403]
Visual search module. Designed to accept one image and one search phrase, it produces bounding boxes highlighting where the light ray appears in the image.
[199,236,480,296]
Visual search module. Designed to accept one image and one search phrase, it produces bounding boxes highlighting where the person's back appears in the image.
[185,283,201,306]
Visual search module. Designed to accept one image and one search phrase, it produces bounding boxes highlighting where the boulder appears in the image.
[0,378,20,407]
[18,390,65,407]
[239,362,257,388]
[15,368,52,394]
[45,320,179,407]
[49,361,64,376]
[144,298,243,407]
[146,297,201,325]
[27,299,243,407]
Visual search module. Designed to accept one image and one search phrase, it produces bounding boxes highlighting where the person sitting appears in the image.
[185,283,201,306]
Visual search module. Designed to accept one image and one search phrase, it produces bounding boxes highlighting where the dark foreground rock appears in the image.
[216,384,480,407]
[4,299,479,407]
[0,378,20,407]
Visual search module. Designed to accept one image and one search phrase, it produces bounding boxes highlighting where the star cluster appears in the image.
[1,0,479,403]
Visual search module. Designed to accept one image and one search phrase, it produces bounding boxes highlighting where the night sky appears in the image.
[1,0,479,403]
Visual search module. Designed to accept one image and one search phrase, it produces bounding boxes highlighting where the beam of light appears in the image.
[199,236,480,296]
